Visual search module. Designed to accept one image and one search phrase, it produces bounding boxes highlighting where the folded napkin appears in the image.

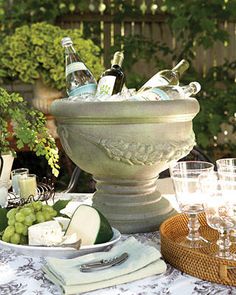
[43,237,167,294]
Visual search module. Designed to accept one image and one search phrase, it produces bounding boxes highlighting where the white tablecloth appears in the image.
[0,193,235,295]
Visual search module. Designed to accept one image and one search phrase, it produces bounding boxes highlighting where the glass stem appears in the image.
[187,213,200,241]
[217,229,232,259]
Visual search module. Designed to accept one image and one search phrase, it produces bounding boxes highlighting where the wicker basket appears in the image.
[160,213,236,286]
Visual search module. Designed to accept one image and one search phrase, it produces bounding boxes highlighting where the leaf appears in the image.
[0,208,8,232]
[197,132,210,149]
[52,199,71,216]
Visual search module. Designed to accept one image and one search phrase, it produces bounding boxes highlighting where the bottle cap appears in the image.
[189,82,201,94]
[111,51,124,67]
[61,37,73,47]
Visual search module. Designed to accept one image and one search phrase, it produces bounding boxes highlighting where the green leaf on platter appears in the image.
[52,199,71,216]
[0,208,8,233]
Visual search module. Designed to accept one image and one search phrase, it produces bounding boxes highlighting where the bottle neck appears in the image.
[64,44,77,54]
[111,52,124,68]
[172,60,189,78]
[111,63,122,69]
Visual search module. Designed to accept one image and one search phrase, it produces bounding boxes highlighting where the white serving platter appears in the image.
[0,228,121,258]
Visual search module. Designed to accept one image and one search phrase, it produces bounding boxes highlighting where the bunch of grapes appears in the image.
[2,201,57,245]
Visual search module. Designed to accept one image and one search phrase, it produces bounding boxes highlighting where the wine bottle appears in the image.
[61,37,97,97]
[138,60,189,93]
[96,51,125,96]
[130,82,201,101]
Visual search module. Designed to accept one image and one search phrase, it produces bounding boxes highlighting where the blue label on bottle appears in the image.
[150,88,170,100]
[69,84,97,97]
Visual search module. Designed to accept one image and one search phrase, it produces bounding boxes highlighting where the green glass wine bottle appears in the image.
[96,51,125,96]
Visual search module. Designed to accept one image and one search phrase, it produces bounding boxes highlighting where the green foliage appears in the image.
[192,61,236,158]
[0,88,60,176]
[112,34,172,88]
[160,0,236,60]
[0,22,104,90]
[0,0,101,36]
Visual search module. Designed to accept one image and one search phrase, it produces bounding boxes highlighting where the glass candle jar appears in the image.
[11,168,29,195]
[18,174,37,199]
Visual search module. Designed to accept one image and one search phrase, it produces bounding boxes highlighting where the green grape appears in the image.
[36,212,45,223]
[24,215,34,226]
[2,232,10,243]
[29,213,36,223]
[22,225,28,236]
[8,216,16,226]
[42,204,57,218]
[20,235,28,245]
[24,203,33,208]
[6,208,18,219]
[15,212,25,223]
[15,222,25,234]
[42,204,54,212]
[20,207,33,216]
[42,211,52,221]
[10,233,21,244]
[3,225,15,240]
[51,209,57,217]
[32,201,43,212]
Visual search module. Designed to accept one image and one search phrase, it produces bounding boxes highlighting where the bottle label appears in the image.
[69,83,97,97]
[141,75,168,89]
[131,88,170,101]
[149,88,170,100]
[96,76,116,95]
[66,62,87,76]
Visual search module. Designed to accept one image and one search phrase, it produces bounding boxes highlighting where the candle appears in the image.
[11,168,29,195]
[19,174,37,199]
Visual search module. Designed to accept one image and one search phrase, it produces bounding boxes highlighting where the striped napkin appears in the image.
[43,237,167,294]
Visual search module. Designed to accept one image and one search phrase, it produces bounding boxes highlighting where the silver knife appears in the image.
[80,252,129,272]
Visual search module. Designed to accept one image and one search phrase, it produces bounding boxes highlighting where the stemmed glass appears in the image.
[199,171,236,260]
[216,158,236,173]
[169,161,214,248]
[216,158,236,242]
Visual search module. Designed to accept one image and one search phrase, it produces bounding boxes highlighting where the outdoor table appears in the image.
[0,193,235,295]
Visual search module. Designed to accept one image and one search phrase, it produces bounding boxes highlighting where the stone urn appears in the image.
[51,99,199,233]
[32,78,63,114]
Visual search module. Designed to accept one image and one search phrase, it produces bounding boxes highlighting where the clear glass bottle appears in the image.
[138,59,189,93]
[61,37,97,98]
[130,82,201,101]
[96,51,125,96]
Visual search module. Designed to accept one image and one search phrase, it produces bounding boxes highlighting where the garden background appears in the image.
[0,0,235,191]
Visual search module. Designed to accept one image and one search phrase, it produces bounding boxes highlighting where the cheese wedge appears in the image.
[65,205,113,246]
[28,220,63,246]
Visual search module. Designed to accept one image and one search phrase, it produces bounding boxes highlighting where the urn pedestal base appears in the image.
[92,177,176,233]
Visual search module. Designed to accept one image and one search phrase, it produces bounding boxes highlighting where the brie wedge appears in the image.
[28,220,63,246]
